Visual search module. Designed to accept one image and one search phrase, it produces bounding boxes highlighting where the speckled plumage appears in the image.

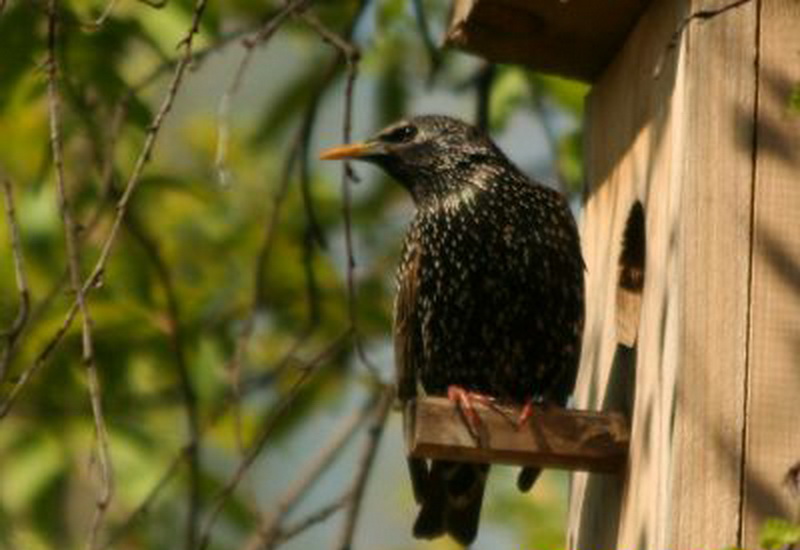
[323,115,584,546]
[394,143,583,403]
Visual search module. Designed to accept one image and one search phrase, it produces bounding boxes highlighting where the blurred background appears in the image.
[0,1,587,549]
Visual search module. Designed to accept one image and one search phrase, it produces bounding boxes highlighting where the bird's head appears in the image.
[320,115,506,204]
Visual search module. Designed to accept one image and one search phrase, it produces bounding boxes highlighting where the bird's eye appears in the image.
[380,125,417,143]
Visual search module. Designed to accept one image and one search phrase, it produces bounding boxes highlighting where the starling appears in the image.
[320,115,584,546]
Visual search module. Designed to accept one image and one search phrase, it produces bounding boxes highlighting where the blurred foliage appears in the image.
[789,82,800,115]
[0,1,585,549]
[760,518,800,550]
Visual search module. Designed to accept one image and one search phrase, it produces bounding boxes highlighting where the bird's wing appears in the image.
[394,240,431,509]
[393,240,422,402]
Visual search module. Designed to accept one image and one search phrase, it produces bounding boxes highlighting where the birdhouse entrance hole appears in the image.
[616,200,646,348]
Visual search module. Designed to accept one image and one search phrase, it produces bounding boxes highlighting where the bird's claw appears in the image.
[447,385,495,440]
[515,399,535,430]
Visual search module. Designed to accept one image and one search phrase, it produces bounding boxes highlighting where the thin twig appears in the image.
[123,211,201,550]
[474,62,495,132]
[299,10,359,59]
[101,444,191,550]
[302,4,382,380]
[243,394,379,550]
[3,75,129,393]
[224,25,353,444]
[132,27,254,94]
[81,0,166,30]
[227,130,304,455]
[0,302,80,418]
[82,0,210,297]
[0,0,210,421]
[410,0,442,84]
[332,385,394,550]
[17,97,127,341]
[275,492,352,545]
[215,0,311,186]
[0,177,30,384]
[197,330,353,550]
[295,87,329,251]
[300,228,322,328]
[45,2,113,547]
[101,332,332,548]
[79,0,120,30]
[217,0,313,452]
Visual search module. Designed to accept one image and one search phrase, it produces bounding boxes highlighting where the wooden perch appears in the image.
[404,396,629,473]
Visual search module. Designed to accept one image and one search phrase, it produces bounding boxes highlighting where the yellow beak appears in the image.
[319,141,380,160]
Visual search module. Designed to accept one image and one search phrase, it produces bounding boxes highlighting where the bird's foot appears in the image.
[447,385,495,440]
[515,398,536,430]
[515,399,558,430]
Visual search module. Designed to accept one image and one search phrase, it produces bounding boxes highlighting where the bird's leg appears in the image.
[447,385,495,439]
[516,398,558,429]
[515,398,536,430]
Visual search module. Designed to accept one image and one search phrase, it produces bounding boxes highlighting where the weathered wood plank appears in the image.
[669,2,757,548]
[445,0,652,82]
[567,0,685,547]
[404,397,629,473]
[742,0,800,545]
[568,0,758,549]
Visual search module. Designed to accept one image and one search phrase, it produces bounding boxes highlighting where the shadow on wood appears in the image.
[404,396,629,473]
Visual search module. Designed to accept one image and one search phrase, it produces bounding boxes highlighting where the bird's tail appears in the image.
[410,458,489,546]
[517,466,542,492]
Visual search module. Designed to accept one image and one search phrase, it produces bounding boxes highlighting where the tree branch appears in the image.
[45,3,113,547]
[197,330,353,550]
[215,0,311,186]
[275,492,352,546]
[242,394,377,550]
[0,176,30,384]
[122,210,201,550]
[332,385,394,550]
[301,3,383,381]
[0,0,210,423]
[100,333,342,549]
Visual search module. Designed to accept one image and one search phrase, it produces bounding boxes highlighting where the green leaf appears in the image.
[0,3,43,111]
[530,73,589,115]
[1,433,63,513]
[789,82,800,115]
[760,518,800,549]
[489,67,529,131]
[558,129,584,193]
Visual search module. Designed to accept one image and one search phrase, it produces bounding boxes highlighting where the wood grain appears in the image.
[568,0,686,546]
[568,0,758,548]
[742,0,800,545]
[670,2,757,548]
[445,0,652,82]
[404,397,629,473]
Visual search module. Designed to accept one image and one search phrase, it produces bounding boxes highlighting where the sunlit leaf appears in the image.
[760,518,800,549]
[489,67,529,131]
[789,82,800,115]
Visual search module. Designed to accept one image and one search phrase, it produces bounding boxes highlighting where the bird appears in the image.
[320,115,584,546]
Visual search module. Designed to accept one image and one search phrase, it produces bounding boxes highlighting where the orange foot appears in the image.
[515,399,556,430]
[447,385,495,439]
[515,398,535,430]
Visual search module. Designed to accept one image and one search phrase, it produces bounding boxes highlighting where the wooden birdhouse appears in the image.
[405,1,800,548]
